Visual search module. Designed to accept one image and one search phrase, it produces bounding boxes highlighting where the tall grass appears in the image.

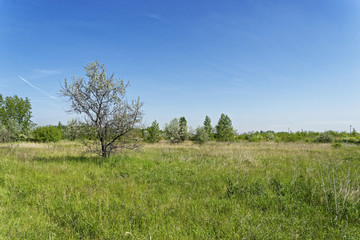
[0,141,359,239]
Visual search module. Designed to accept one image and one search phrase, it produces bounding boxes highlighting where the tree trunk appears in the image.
[101,140,107,158]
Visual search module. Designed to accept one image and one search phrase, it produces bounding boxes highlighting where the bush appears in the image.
[314,133,333,143]
[63,119,82,141]
[193,127,209,144]
[264,131,275,141]
[340,137,359,144]
[33,125,62,142]
[275,132,301,142]
[331,142,342,148]
[0,125,15,142]
[164,118,181,143]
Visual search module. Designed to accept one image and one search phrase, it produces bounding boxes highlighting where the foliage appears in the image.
[32,125,62,142]
[0,125,15,142]
[340,137,360,144]
[215,113,234,142]
[203,115,214,140]
[0,94,32,140]
[314,132,333,143]
[193,126,209,144]
[60,61,143,158]
[235,130,360,144]
[164,118,181,143]
[332,142,342,148]
[145,120,161,143]
[179,116,188,142]
[63,119,83,141]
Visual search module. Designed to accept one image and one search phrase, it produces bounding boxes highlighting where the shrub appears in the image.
[340,137,359,144]
[193,127,209,144]
[0,125,15,142]
[264,131,275,141]
[331,142,342,148]
[314,133,333,143]
[63,119,82,141]
[164,118,181,143]
[33,125,62,142]
[275,132,301,142]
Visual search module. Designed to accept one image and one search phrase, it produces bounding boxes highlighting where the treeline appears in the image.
[53,118,360,145]
[143,116,360,145]
[1,94,359,145]
[0,94,63,143]
[143,114,234,144]
[236,130,360,144]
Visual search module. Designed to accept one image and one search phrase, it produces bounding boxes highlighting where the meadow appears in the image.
[0,141,359,239]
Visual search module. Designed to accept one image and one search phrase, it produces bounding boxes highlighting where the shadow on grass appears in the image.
[33,155,105,165]
[32,154,133,166]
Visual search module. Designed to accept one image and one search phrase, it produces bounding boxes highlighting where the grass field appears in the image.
[0,141,359,239]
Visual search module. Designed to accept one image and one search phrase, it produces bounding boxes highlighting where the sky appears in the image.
[0,0,359,133]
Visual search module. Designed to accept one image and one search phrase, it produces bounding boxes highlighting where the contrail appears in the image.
[18,75,59,101]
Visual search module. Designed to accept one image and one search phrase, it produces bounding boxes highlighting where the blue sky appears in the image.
[0,0,359,132]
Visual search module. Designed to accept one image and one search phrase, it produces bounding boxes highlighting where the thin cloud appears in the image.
[18,75,59,101]
[146,13,161,20]
[34,69,62,76]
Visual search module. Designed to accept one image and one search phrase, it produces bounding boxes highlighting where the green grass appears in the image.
[0,141,359,239]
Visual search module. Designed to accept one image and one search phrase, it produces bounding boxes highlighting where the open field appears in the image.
[0,141,359,239]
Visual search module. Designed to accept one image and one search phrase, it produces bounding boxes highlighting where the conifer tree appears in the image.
[179,116,188,142]
[146,120,161,143]
[203,115,214,140]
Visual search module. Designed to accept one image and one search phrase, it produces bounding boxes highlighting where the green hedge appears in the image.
[33,125,62,142]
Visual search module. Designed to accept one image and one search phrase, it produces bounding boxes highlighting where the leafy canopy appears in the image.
[0,94,32,141]
[215,113,234,142]
[33,125,62,142]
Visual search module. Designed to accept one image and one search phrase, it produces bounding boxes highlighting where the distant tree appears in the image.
[193,126,209,145]
[203,115,214,140]
[164,118,181,143]
[351,128,357,137]
[60,61,143,158]
[57,121,63,130]
[33,125,62,142]
[64,119,82,141]
[179,116,188,142]
[0,94,32,140]
[215,114,234,142]
[146,120,161,143]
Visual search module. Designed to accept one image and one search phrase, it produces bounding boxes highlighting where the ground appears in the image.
[0,141,359,239]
